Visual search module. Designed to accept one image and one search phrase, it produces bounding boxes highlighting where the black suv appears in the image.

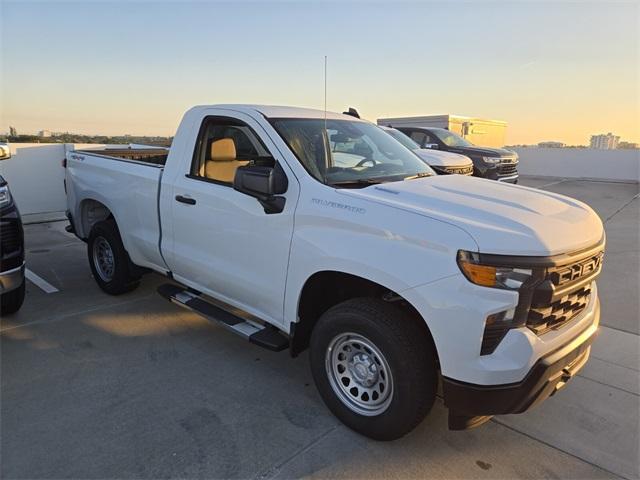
[395,127,519,183]
[0,162,26,315]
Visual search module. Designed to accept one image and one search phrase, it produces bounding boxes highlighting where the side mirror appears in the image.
[424,143,439,150]
[233,162,288,214]
[0,143,11,160]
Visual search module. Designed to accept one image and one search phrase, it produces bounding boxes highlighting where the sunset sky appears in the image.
[1,1,638,145]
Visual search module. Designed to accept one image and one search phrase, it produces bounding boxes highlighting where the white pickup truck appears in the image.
[380,126,474,176]
[65,105,604,440]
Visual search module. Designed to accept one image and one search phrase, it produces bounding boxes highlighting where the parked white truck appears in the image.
[380,126,474,176]
[65,105,604,440]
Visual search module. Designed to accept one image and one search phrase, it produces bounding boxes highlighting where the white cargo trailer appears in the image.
[377,114,507,148]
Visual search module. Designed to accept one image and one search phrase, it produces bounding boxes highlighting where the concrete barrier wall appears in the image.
[0,143,131,220]
[0,143,67,218]
[513,148,640,182]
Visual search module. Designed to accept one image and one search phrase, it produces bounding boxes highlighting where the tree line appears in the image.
[1,128,172,147]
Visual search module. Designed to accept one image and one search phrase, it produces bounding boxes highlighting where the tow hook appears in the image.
[551,368,574,396]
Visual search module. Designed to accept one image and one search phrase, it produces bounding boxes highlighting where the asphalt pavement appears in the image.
[1,177,638,479]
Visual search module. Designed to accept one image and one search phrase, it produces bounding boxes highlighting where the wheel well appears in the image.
[79,199,113,238]
[291,271,434,358]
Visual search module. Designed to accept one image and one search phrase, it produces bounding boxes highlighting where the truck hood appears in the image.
[341,175,603,256]
[413,149,473,167]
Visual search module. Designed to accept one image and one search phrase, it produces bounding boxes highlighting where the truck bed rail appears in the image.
[76,148,168,166]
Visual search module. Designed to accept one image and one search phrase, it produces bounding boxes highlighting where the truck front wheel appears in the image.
[309,298,437,441]
[87,219,140,295]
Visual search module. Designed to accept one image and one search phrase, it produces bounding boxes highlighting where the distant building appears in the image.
[538,141,565,148]
[38,130,52,138]
[617,141,639,150]
[590,133,619,150]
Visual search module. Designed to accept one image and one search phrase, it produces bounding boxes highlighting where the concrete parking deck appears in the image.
[1,177,638,479]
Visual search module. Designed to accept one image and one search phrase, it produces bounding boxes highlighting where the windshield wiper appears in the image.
[403,172,434,181]
[330,178,384,188]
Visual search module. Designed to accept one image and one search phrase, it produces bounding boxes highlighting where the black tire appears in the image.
[310,298,437,441]
[87,219,140,295]
[1,279,26,315]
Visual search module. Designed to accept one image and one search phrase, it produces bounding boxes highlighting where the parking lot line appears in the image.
[538,178,569,188]
[25,268,59,293]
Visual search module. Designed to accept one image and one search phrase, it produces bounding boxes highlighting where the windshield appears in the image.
[384,128,421,150]
[271,119,434,187]
[431,128,474,147]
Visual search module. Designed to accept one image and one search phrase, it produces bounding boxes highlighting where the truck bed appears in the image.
[66,147,167,272]
[76,148,168,166]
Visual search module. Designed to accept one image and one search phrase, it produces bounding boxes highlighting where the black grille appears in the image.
[528,286,592,335]
[433,165,474,176]
[546,251,603,289]
[477,243,603,355]
[0,220,20,254]
[526,249,603,335]
[498,163,518,176]
[443,165,474,175]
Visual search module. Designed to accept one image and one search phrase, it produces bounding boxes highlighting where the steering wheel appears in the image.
[355,158,377,168]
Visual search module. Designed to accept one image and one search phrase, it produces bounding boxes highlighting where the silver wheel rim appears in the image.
[92,236,115,282]
[325,332,394,416]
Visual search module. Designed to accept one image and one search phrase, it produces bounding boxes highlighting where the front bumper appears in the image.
[0,262,25,294]
[473,161,519,183]
[0,204,25,272]
[443,297,599,428]
[402,273,600,385]
[497,174,519,184]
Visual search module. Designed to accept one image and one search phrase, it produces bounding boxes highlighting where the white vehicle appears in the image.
[65,105,604,440]
[380,126,474,176]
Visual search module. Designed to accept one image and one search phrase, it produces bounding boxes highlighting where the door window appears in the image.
[408,131,433,147]
[191,117,273,185]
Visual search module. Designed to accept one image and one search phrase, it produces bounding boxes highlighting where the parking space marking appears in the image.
[25,269,59,293]
[537,178,569,188]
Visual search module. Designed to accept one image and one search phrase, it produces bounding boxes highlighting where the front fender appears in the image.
[284,188,478,325]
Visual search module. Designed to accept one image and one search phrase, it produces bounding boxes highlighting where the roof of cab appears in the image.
[189,104,365,121]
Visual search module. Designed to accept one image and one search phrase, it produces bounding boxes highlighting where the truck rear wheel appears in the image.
[309,298,437,440]
[87,219,140,295]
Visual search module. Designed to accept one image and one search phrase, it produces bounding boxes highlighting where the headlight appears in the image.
[0,185,11,208]
[482,156,502,165]
[457,250,536,290]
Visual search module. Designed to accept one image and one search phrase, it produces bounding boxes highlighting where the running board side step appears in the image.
[157,284,289,352]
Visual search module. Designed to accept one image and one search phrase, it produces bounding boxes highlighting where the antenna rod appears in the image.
[324,55,327,130]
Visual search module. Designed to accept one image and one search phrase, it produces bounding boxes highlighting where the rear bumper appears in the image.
[0,262,25,294]
[443,297,599,422]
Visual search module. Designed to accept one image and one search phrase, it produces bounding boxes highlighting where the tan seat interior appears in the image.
[200,138,249,183]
